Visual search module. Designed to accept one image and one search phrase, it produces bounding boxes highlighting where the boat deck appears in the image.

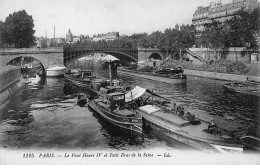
[140,108,224,141]
[152,111,190,127]
[118,70,186,84]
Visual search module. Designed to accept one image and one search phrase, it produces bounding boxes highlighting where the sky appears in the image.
[0,0,232,38]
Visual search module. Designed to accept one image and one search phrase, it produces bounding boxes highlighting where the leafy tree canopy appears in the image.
[2,10,36,48]
[0,21,3,48]
[200,8,259,50]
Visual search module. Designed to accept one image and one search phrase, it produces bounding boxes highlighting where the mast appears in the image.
[109,61,112,86]
[152,89,154,106]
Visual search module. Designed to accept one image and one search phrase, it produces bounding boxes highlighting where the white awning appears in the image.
[125,86,147,102]
[100,55,119,62]
[139,105,160,114]
[125,86,166,102]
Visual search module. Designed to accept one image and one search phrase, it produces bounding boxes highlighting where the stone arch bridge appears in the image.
[0,47,167,72]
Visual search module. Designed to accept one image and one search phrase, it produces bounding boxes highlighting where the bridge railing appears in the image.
[0,47,63,53]
[66,47,138,52]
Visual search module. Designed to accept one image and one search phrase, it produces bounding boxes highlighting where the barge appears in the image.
[118,68,186,84]
[88,86,143,134]
[222,81,260,96]
[64,69,97,88]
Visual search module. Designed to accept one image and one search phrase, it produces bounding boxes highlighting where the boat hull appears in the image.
[118,70,186,84]
[64,74,92,87]
[137,109,243,153]
[222,82,260,96]
[88,100,143,135]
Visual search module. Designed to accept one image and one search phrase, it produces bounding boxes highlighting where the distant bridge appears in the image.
[0,47,167,72]
[64,47,167,67]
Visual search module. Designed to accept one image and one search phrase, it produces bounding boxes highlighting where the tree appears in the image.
[2,10,36,48]
[0,21,3,48]
[225,9,259,49]
[39,38,48,48]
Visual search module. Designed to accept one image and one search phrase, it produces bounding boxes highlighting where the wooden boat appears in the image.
[87,60,143,134]
[122,86,244,153]
[88,85,143,134]
[222,81,260,96]
[77,93,88,107]
[64,69,97,87]
[118,67,187,84]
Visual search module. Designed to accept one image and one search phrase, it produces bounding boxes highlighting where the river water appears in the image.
[0,60,259,152]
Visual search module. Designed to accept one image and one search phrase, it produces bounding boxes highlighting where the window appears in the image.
[243,1,246,6]
[237,2,240,7]
[226,5,229,9]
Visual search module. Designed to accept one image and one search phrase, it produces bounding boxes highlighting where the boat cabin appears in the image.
[80,70,94,78]
[107,92,125,111]
[100,86,126,94]
[155,67,184,75]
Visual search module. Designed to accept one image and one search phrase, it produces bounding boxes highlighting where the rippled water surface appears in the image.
[0,64,259,151]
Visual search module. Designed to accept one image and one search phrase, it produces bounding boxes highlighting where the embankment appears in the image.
[183,69,260,82]
[0,65,23,109]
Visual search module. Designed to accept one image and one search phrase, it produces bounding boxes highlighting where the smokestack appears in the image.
[54,25,55,46]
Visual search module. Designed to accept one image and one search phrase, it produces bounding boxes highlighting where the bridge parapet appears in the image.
[0,47,64,55]
[138,47,162,52]
[67,47,137,51]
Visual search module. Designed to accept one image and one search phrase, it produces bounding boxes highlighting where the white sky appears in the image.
[0,0,232,38]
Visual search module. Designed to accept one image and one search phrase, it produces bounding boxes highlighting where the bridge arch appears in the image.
[64,50,138,67]
[7,56,46,74]
[0,48,65,73]
[137,48,166,62]
[148,52,163,60]
[4,54,48,72]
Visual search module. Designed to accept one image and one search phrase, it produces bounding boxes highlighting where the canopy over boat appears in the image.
[47,66,66,71]
[125,86,164,102]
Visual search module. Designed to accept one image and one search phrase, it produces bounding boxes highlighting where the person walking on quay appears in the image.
[153,61,156,73]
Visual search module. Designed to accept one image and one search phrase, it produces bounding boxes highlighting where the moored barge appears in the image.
[135,104,244,153]
[118,68,187,84]
[222,81,260,96]
[65,69,97,87]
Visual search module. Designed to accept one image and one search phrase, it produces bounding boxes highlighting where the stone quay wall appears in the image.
[0,65,22,107]
[188,48,259,63]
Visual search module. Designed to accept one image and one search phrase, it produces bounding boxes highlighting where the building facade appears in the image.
[192,0,258,31]
[72,36,81,43]
[92,32,119,42]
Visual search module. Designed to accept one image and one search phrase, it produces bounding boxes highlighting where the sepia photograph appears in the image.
[0,0,259,165]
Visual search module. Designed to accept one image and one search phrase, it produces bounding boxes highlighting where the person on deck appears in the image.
[208,120,218,134]
[114,103,120,112]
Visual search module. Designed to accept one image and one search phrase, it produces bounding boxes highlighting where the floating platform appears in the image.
[46,66,66,77]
